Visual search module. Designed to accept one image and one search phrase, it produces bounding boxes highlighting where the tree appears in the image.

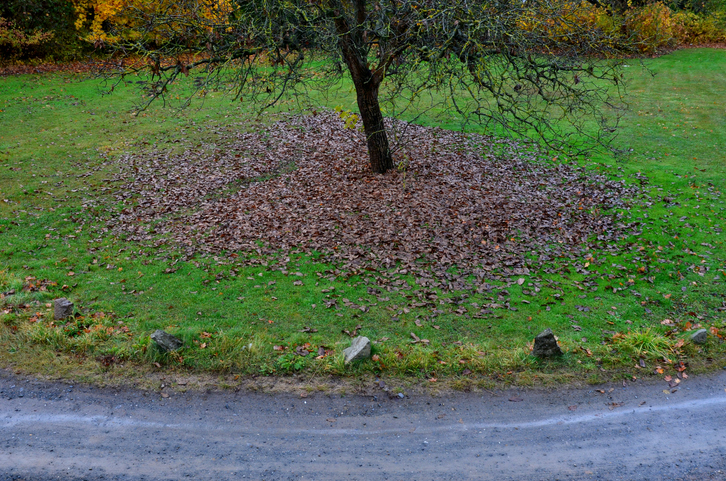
[1,0,85,61]
[98,0,630,173]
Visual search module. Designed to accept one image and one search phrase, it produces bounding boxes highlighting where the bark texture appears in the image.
[355,80,393,174]
[335,7,394,174]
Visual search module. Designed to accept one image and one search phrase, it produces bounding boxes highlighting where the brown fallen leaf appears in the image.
[410,332,430,345]
[161,392,169,398]
[342,324,362,337]
[106,111,640,301]
[509,396,524,402]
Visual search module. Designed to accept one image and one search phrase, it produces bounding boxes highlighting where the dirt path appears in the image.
[1,369,726,480]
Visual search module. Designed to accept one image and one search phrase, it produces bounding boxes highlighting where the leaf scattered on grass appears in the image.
[342,324,362,337]
[410,332,430,345]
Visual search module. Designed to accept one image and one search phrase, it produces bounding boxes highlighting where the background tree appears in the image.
[0,0,89,61]
[99,0,631,173]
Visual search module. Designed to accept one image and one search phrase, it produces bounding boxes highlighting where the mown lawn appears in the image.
[0,48,725,389]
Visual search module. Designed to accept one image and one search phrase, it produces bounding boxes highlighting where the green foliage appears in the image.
[276,353,306,372]
[667,0,726,15]
[334,106,361,131]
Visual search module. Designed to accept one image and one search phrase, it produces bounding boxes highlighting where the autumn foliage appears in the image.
[73,0,236,44]
[0,16,54,59]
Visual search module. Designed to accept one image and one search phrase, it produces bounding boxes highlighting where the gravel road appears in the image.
[2,369,726,480]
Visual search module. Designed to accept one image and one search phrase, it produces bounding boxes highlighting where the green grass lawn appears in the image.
[0,48,725,389]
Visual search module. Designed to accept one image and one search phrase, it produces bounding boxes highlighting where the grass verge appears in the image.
[1,48,725,391]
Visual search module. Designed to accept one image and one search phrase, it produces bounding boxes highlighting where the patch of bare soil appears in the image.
[108,111,641,287]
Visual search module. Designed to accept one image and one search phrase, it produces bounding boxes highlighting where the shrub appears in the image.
[667,0,726,16]
[625,2,678,52]
[0,16,54,61]
[672,11,726,43]
[519,1,624,51]
[0,0,91,61]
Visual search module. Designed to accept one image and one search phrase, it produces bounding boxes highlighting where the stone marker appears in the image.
[343,336,371,364]
[690,329,709,345]
[54,298,74,320]
[151,330,184,352]
[532,328,563,357]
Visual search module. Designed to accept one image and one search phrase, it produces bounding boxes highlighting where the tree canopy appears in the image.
[99,0,631,173]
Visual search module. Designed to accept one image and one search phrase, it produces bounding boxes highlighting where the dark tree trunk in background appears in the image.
[354,79,393,174]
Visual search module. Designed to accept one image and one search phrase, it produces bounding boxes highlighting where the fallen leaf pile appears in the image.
[108,110,641,286]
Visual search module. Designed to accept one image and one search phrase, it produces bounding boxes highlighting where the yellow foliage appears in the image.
[73,0,236,44]
[518,1,619,47]
[672,11,726,44]
[624,2,675,52]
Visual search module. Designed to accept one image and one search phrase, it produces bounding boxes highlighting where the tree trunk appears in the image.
[355,80,393,174]
[334,6,394,174]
